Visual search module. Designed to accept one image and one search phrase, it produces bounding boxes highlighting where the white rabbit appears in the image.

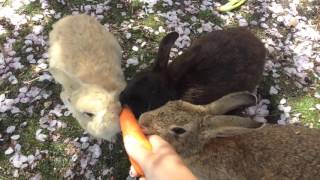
[49,14,126,141]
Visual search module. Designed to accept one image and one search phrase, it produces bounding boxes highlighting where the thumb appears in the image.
[124,135,152,164]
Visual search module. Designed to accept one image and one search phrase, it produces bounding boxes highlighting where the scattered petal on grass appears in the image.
[0,94,5,102]
[10,154,28,168]
[27,155,35,164]
[0,0,320,178]
[125,33,131,39]
[71,154,78,162]
[20,122,27,128]
[81,158,88,169]
[15,144,21,152]
[269,86,278,95]
[126,57,139,66]
[88,144,102,159]
[238,19,248,27]
[35,129,47,142]
[5,147,14,155]
[132,46,139,51]
[11,135,20,140]
[13,169,19,178]
[64,169,74,178]
[283,106,292,113]
[6,126,16,133]
[81,142,90,149]
[80,137,89,143]
[33,25,44,35]
[30,173,42,180]
[38,73,52,81]
[280,98,286,105]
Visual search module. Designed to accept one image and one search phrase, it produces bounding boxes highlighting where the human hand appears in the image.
[124,135,197,180]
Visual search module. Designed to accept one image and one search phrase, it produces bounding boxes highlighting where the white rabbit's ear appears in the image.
[200,115,263,141]
[49,68,82,92]
[153,32,179,72]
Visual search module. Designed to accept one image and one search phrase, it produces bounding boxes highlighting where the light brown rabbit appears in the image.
[49,14,126,140]
[139,92,320,180]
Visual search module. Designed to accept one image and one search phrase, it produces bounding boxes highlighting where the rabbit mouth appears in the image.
[140,125,157,135]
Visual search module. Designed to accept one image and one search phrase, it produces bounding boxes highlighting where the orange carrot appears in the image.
[120,106,152,177]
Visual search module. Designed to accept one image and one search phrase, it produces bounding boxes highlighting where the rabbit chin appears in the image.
[77,114,120,141]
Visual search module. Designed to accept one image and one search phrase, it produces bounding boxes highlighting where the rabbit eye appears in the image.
[84,112,94,118]
[170,127,186,135]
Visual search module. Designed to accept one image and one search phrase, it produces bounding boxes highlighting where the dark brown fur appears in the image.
[120,27,266,117]
[170,28,266,103]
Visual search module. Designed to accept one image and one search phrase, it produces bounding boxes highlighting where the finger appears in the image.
[139,177,146,180]
[129,165,138,177]
[148,135,175,152]
[124,135,153,163]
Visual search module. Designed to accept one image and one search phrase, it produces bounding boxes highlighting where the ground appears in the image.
[0,0,319,179]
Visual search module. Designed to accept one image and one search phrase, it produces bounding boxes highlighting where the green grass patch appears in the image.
[100,136,130,179]
[289,95,320,128]
[47,142,70,177]
[18,1,43,16]
[0,32,9,45]
[129,0,144,13]
[258,75,282,123]
[143,14,165,29]
[58,116,84,138]
[42,18,55,35]
[241,11,261,24]
[199,9,224,25]
[20,118,49,155]
[251,27,267,39]
[12,40,25,53]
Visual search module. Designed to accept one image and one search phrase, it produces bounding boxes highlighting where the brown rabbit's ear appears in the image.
[153,32,179,72]
[200,115,264,141]
[204,91,257,115]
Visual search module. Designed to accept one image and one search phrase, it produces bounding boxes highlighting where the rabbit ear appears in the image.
[200,115,264,141]
[49,68,82,92]
[204,91,257,115]
[153,32,179,72]
[173,100,207,113]
[171,92,256,114]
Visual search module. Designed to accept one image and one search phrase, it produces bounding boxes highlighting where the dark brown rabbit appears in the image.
[120,27,266,117]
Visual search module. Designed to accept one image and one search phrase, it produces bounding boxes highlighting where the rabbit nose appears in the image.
[139,120,156,135]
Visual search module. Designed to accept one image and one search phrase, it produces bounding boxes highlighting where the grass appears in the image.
[199,9,224,25]
[0,0,320,179]
[18,1,43,16]
[143,14,165,29]
[290,94,320,128]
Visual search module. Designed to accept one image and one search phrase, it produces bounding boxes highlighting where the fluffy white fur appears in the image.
[49,14,126,140]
